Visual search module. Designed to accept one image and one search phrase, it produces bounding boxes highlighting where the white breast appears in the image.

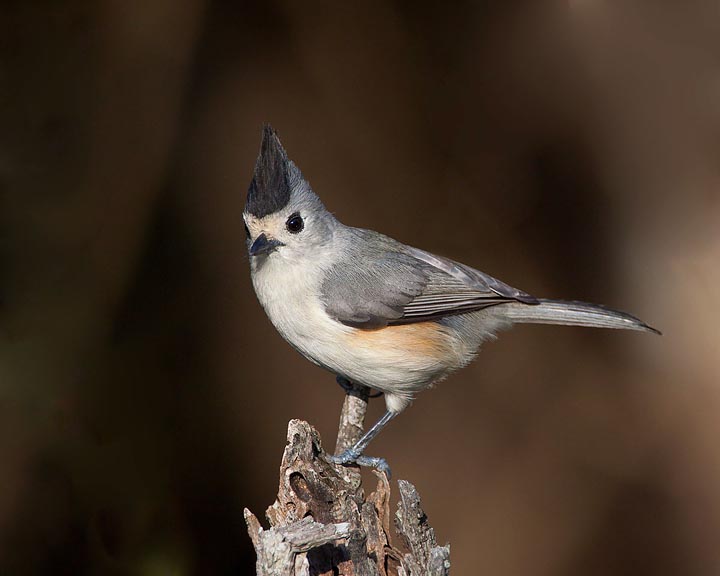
[251,252,352,370]
[250,252,470,412]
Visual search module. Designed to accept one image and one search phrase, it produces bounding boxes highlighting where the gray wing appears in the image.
[320,231,537,329]
[320,251,427,328]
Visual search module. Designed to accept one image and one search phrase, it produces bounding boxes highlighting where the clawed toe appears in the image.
[335,376,383,399]
[356,455,391,477]
[335,376,355,394]
[328,448,360,465]
[328,449,392,478]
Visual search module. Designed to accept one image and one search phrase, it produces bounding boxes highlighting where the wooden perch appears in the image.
[244,384,450,576]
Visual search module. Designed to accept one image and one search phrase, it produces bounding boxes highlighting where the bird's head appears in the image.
[243,126,336,263]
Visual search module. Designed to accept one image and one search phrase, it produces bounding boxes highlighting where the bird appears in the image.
[243,125,659,475]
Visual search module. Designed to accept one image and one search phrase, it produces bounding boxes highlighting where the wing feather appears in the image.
[320,229,536,329]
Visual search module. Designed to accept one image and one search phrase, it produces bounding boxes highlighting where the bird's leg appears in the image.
[329,410,398,476]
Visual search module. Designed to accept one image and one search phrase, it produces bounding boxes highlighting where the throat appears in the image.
[253,257,319,323]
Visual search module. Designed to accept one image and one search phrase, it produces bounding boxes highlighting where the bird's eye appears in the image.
[244,221,251,239]
[286,213,304,234]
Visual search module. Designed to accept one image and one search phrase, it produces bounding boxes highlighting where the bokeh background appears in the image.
[1,1,719,574]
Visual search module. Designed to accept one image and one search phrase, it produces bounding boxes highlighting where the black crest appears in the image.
[245,125,292,218]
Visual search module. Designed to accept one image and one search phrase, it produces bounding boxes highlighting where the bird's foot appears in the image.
[336,376,384,398]
[328,448,392,478]
[335,376,357,394]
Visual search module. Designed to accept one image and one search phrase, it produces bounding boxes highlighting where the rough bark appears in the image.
[244,389,450,575]
[394,481,451,576]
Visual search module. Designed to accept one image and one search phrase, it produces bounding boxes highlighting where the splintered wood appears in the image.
[244,418,450,576]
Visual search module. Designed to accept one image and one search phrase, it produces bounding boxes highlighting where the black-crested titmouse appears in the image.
[244,126,659,474]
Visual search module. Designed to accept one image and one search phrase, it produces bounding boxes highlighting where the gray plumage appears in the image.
[243,126,659,471]
[321,228,534,328]
[320,227,656,334]
[499,299,660,333]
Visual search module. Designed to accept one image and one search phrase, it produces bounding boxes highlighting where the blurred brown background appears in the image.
[1,1,718,574]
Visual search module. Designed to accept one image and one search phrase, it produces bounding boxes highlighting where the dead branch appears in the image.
[244,390,450,575]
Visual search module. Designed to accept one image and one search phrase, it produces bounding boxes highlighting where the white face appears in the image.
[244,210,292,245]
[243,191,335,266]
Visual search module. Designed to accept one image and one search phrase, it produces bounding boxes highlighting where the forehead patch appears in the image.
[245,125,292,218]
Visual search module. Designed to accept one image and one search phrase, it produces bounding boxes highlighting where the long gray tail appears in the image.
[498,299,660,335]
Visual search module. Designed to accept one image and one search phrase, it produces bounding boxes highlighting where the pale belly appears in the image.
[252,264,469,410]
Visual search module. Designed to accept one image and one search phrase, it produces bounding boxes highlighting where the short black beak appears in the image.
[249,233,284,257]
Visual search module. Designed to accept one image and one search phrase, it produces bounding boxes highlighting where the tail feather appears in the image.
[498,299,661,335]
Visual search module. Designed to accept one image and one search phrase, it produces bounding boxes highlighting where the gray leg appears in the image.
[329,410,398,476]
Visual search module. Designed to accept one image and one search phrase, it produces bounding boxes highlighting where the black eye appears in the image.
[244,221,251,239]
[286,213,304,234]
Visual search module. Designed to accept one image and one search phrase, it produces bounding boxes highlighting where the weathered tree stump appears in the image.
[244,385,450,576]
